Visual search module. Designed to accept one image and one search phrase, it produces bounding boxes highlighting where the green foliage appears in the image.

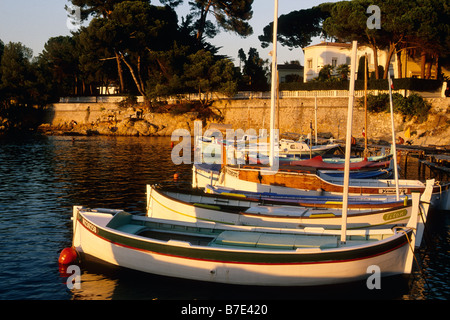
[317,64,335,81]
[258,4,330,48]
[259,5,330,49]
[357,93,431,123]
[117,94,138,109]
[400,93,432,123]
[335,64,350,80]
[0,42,52,107]
[183,50,238,104]
[280,78,443,91]
[0,40,49,133]
[323,0,450,80]
[188,0,254,40]
[238,47,269,91]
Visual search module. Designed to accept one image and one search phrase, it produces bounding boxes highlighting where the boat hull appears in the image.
[192,164,449,210]
[147,185,428,230]
[73,207,415,287]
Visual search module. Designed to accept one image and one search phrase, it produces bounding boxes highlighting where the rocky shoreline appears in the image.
[36,106,449,149]
[37,109,204,137]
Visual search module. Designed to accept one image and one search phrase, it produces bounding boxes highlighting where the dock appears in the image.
[349,142,450,181]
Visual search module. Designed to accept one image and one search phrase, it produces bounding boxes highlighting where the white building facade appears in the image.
[303,42,395,82]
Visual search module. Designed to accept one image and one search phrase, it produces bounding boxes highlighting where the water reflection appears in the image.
[65,257,412,300]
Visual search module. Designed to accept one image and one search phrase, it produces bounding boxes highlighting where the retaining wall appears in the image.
[43,96,450,145]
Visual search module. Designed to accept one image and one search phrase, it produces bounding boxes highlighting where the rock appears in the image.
[134,120,158,136]
[117,126,139,136]
[120,118,134,127]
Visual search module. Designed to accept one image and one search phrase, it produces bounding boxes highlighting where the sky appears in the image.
[0,0,330,66]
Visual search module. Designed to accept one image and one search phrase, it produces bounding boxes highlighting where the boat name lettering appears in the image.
[82,218,97,234]
[383,209,407,221]
[378,188,407,194]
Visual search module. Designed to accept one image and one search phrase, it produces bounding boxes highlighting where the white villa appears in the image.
[303,41,393,82]
[303,41,449,82]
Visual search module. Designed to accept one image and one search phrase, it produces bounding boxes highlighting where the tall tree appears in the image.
[109,1,178,97]
[375,0,414,79]
[184,49,238,105]
[39,36,80,96]
[238,47,269,91]
[69,0,145,19]
[0,42,34,105]
[68,0,149,92]
[259,4,332,50]
[78,1,179,98]
[161,0,254,41]
[322,0,383,79]
[407,0,450,79]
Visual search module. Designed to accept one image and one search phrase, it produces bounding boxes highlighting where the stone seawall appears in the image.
[41,97,450,146]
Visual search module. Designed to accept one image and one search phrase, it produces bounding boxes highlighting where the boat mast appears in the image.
[364,53,368,157]
[269,0,278,168]
[388,72,400,200]
[341,40,358,244]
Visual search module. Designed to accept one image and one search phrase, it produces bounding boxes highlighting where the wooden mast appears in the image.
[269,0,278,169]
[341,40,358,244]
[388,72,400,200]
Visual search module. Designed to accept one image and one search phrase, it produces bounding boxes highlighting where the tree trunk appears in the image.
[383,43,396,79]
[196,0,212,40]
[369,43,379,79]
[434,54,440,79]
[426,62,432,79]
[115,51,125,93]
[396,50,402,79]
[120,54,146,97]
[420,51,426,79]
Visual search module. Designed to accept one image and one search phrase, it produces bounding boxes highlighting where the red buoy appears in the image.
[58,247,78,265]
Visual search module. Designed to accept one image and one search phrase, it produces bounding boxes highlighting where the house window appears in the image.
[332,58,338,67]
[307,59,313,69]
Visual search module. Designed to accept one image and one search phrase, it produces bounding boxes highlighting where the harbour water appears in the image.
[0,134,448,301]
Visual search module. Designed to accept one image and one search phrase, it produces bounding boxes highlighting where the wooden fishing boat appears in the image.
[146,181,432,235]
[284,155,390,171]
[247,138,340,157]
[249,152,392,164]
[203,184,410,209]
[317,168,393,179]
[70,192,421,286]
[198,137,340,161]
[246,155,395,179]
[191,163,449,210]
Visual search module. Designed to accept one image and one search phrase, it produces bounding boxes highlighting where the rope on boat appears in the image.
[396,227,431,292]
[418,202,432,248]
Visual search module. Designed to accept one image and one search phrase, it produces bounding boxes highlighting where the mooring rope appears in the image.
[397,227,432,292]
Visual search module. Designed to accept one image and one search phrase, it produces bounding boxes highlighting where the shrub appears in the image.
[403,94,431,122]
[359,93,431,123]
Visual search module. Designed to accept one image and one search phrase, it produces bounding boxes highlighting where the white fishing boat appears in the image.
[277,138,339,156]
[67,192,421,286]
[146,182,431,237]
[197,135,339,161]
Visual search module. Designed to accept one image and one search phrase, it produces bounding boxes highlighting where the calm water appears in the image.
[0,134,448,302]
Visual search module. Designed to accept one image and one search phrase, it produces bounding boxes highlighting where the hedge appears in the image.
[280,78,443,92]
